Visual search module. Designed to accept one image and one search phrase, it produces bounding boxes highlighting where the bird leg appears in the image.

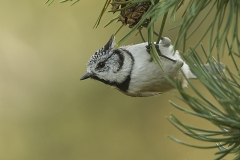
[146,44,177,63]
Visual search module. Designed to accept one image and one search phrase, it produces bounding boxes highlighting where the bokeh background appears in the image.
[0,1,237,160]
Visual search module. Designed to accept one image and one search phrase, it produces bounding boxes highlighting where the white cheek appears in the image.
[112,63,120,73]
[111,53,132,83]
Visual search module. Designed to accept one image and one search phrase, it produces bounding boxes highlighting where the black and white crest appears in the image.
[88,35,115,65]
[81,35,134,93]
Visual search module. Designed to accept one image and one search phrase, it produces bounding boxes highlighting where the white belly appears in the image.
[121,42,190,97]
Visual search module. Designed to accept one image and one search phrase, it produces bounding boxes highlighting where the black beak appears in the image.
[80,72,93,80]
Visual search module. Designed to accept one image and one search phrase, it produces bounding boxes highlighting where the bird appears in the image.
[80,35,217,97]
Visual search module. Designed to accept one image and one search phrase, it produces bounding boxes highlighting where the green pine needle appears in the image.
[45,0,80,6]
[45,0,240,158]
[168,46,240,159]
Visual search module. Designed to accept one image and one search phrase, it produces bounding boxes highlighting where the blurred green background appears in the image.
[0,1,237,160]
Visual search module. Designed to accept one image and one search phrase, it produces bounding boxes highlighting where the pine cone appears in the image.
[111,0,151,28]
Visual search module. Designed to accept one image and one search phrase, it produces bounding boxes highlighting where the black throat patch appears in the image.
[92,74,131,92]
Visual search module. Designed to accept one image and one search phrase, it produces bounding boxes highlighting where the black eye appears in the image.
[97,62,105,69]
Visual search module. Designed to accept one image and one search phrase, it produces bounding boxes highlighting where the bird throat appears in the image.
[92,74,131,92]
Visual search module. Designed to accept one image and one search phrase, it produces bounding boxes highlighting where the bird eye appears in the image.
[97,62,105,69]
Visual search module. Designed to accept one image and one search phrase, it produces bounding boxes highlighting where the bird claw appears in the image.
[145,44,177,64]
[175,60,184,68]
[146,44,161,54]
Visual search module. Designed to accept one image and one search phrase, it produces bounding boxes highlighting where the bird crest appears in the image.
[88,35,115,65]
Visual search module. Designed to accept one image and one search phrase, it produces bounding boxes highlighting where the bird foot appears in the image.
[145,44,177,64]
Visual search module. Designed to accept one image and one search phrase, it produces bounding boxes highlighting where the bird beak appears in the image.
[80,72,93,80]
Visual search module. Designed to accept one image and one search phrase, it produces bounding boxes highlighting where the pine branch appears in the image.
[167,46,240,159]
[92,0,239,74]
[45,0,80,6]
[45,0,240,158]
[93,0,240,159]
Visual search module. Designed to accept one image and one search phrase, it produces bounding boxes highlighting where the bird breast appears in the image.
[121,42,186,96]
